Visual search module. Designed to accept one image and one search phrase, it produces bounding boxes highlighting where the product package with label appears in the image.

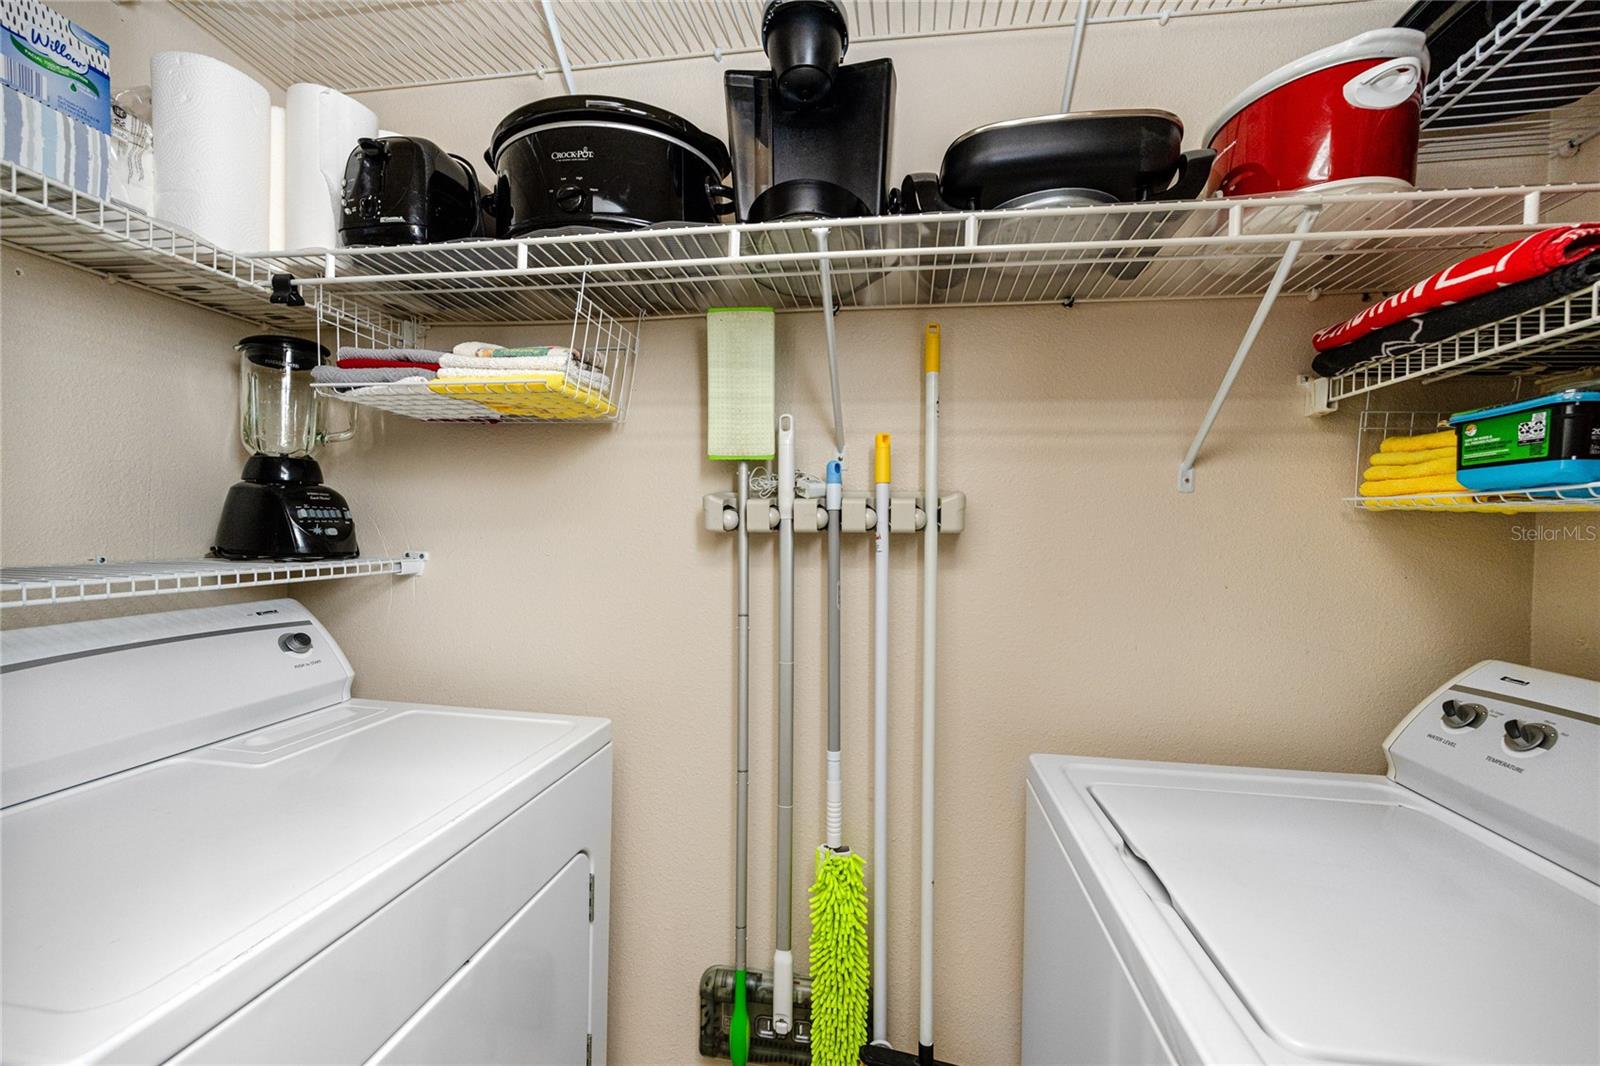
[0,0,111,197]
[0,0,111,131]
[1450,390,1600,491]
[110,86,154,213]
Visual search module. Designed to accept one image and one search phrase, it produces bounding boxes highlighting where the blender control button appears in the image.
[278,632,313,655]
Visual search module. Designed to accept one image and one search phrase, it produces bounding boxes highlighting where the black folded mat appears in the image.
[1311,256,1600,377]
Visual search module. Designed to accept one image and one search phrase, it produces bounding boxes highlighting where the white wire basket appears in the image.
[312,277,640,425]
[1349,410,1600,513]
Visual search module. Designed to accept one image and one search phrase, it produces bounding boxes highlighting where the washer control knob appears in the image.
[278,632,314,655]
[1503,718,1557,753]
[1440,699,1486,729]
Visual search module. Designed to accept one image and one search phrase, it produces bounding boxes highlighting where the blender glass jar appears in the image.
[237,335,352,457]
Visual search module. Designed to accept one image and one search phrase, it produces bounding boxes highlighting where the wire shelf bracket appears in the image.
[0,554,428,610]
[1179,209,1317,493]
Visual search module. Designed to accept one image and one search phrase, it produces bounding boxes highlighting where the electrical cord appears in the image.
[749,467,825,499]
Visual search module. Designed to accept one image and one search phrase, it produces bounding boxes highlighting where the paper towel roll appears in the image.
[285,83,378,251]
[269,105,286,250]
[151,52,270,252]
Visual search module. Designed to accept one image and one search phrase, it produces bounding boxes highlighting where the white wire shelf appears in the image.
[1311,281,1600,410]
[1418,0,1600,162]
[0,554,427,609]
[270,183,1598,326]
[0,161,306,328]
[1348,411,1600,513]
[1348,481,1600,511]
[171,0,1357,94]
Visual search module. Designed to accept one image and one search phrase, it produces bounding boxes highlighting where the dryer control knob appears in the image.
[1440,699,1486,729]
[278,632,314,655]
[1503,718,1557,753]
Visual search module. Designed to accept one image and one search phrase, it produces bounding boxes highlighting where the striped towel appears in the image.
[312,365,436,384]
[335,346,450,365]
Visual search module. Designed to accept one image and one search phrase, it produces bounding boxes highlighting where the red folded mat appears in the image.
[337,357,442,371]
[1312,223,1600,353]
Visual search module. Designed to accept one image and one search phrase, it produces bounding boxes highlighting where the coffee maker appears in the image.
[212,335,359,560]
[724,0,895,222]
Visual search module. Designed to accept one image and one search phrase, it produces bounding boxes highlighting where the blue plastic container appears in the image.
[1449,389,1600,491]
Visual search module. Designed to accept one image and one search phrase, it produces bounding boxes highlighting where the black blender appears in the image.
[212,335,359,560]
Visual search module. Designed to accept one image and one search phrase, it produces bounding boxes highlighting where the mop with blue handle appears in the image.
[810,458,869,1066]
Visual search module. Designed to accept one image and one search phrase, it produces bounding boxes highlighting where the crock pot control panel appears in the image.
[1385,660,1599,884]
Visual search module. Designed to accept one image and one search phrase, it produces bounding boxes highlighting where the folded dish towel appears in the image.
[1363,457,1457,481]
[312,365,437,384]
[1368,446,1456,466]
[452,341,504,359]
[336,346,449,364]
[1358,474,1467,497]
[1378,429,1457,454]
[1313,223,1600,353]
[435,365,611,391]
[337,357,442,371]
[441,353,572,372]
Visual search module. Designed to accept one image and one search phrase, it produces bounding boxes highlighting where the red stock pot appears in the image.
[1203,29,1429,198]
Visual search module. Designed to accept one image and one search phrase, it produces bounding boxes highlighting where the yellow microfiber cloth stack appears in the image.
[1359,429,1464,498]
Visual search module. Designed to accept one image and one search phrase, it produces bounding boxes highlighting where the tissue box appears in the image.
[2,83,111,198]
[0,0,111,133]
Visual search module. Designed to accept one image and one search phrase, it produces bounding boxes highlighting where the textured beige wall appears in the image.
[0,3,1593,1065]
[1530,519,1600,678]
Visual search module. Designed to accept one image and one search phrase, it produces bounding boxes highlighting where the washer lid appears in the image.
[1,701,610,1064]
[1090,782,1600,1066]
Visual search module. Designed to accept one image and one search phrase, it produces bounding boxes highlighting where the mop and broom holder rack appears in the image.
[702,490,966,535]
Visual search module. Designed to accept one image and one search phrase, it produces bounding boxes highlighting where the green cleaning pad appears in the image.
[707,307,775,461]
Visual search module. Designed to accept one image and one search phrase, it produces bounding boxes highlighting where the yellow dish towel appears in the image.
[1363,457,1457,481]
[1358,474,1467,497]
[1368,446,1456,466]
[426,374,618,420]
[1378,429,1456,454]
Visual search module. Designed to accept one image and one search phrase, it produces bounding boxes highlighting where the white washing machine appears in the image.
[1022,660,1599,1066]
[0,599,612,1066]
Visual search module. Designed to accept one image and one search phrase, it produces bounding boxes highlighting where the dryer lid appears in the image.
[1,701,609,1064]
[1090,782,1600,1066]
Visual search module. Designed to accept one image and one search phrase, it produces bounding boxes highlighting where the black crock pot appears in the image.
[486,96,733,237]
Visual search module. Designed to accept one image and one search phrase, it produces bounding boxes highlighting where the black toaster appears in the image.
[339,136,493,246]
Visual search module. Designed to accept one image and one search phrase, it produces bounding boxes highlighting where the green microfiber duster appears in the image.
[809,845,869,1066]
